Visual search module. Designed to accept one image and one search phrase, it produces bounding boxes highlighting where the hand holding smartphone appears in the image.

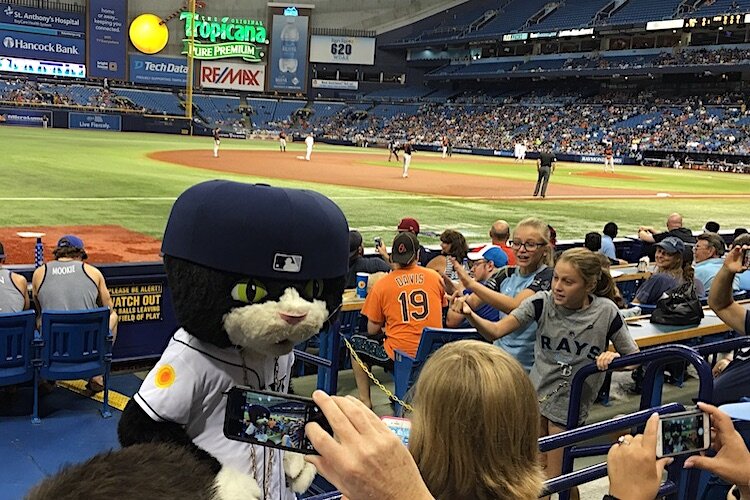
[381,416,411,446]
[374,237,383,249]
[656,409,710,458]
[223,387,332,455]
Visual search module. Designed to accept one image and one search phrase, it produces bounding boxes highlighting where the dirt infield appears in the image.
[0,225,162,265]
[149,149,660,199]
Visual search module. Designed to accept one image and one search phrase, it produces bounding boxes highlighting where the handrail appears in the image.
[567,344,712,429]
[554,345,713,500]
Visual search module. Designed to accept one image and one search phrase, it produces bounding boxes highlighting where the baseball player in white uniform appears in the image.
[305,133,314,161]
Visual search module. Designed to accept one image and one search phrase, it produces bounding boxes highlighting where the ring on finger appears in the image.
[617,436,631,446]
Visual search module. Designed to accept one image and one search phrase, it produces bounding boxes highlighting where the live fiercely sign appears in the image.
[109,283,163,323]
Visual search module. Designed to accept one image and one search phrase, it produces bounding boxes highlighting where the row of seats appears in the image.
[0,308,113,423]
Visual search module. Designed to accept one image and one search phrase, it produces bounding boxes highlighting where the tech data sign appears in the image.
[200,61,265,91]
[181,12,268,63]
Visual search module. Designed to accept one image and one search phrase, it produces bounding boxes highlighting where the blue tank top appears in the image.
[494,265,550,372]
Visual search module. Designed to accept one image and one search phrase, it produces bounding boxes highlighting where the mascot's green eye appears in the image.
[231,279,268,303]
[304,279,324,299]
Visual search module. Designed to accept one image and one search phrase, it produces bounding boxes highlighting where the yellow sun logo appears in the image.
[154,364,176,388]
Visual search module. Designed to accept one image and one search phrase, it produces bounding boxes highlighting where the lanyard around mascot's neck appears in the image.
[239,301,344,498]
[237,351,280,500]
[238,349,282,392]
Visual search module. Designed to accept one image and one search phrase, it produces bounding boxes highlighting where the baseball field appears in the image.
[2,126,749,264]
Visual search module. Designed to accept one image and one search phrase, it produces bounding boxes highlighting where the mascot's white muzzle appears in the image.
[222,288,328,356]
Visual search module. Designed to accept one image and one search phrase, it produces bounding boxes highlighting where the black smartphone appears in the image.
[374,236,383,249]
[223,386,331,454]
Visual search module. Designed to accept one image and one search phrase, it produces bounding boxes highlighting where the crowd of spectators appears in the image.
[317,88,750,160]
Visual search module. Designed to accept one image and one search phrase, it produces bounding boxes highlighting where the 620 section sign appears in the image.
[200,61,265,91]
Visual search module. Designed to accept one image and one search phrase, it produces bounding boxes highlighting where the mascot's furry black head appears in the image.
[161,180,348,355]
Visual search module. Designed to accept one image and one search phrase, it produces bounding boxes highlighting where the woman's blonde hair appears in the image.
[409,341,543,500]
[514,217,553,267]
[556,248,618,301]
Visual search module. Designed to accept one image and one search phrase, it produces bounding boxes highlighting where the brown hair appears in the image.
[697,232,726,257]
[52,246,86,260]
[557,248,618,301]
[409,341,543,500]
[439,229,469,260]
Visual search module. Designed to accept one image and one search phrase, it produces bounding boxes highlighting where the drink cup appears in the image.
[356,273,369,298]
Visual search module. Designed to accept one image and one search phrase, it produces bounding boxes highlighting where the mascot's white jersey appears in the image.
[134,328,295,500]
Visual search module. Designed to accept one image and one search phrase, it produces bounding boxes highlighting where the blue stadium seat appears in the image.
[392,327,484,415]
[603,0,683,25]
[532,0,610,31]
[0,310,38,388]
[35,307,113,423]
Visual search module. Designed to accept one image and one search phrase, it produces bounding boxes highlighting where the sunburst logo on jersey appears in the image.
[154,364,176,388]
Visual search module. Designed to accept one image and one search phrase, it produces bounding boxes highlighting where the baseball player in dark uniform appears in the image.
[402,141,413,178]
[388,140,400,162]
[533,146,556,198]
[604,143,615,172]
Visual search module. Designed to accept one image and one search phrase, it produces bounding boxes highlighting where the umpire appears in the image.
[533,144,556,199]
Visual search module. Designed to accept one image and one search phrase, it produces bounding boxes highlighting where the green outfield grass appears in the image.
[2,126,749,248]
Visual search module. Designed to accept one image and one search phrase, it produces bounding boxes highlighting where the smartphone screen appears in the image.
[381,416,411,446]
[743,248,750,269]
[223,387,331,455]
[657,410,710,458]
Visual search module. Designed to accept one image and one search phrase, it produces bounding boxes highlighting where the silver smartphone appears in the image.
[655,409,710,458]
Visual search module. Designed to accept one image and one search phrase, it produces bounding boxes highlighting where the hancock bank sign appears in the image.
[180,12,268,63]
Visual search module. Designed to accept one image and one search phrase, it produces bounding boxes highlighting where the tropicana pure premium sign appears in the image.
[180,12,268,63]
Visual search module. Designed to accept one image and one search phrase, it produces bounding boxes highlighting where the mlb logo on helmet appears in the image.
[273,253,302,273]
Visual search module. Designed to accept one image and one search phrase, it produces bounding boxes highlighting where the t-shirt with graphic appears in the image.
[484,265,553,372]
[134,328,295,500]
[361,263,446,359]
[511,291,638,426]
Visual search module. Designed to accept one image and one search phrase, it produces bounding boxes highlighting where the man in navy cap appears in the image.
[32,235,118,392]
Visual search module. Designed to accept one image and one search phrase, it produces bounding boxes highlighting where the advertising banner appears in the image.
[0,108,52,127]
[309,35,375,65]
[69,112,122,131]
[0,56,85,78]
[88,0,127,79]
[180,12,267,62]
[0,29,84,63]
[311,79,358,90]
[0,3,85,36]
[129,54,188,87]
[200,61,265,91]
[268,14,308,92]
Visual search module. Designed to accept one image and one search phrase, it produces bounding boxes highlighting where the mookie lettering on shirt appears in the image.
[51,264,76,276]
[540,335,603,361]
[394,273,425,287]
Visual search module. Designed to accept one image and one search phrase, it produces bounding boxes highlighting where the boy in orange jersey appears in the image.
[350,231,446,408]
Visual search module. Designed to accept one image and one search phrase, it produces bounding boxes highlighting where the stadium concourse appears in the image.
[4,0,750,497]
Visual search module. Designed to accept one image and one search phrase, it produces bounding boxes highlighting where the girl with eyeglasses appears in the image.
[452,217,554,371]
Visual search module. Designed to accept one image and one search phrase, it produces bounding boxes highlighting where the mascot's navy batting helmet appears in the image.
[161,180,349,280]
